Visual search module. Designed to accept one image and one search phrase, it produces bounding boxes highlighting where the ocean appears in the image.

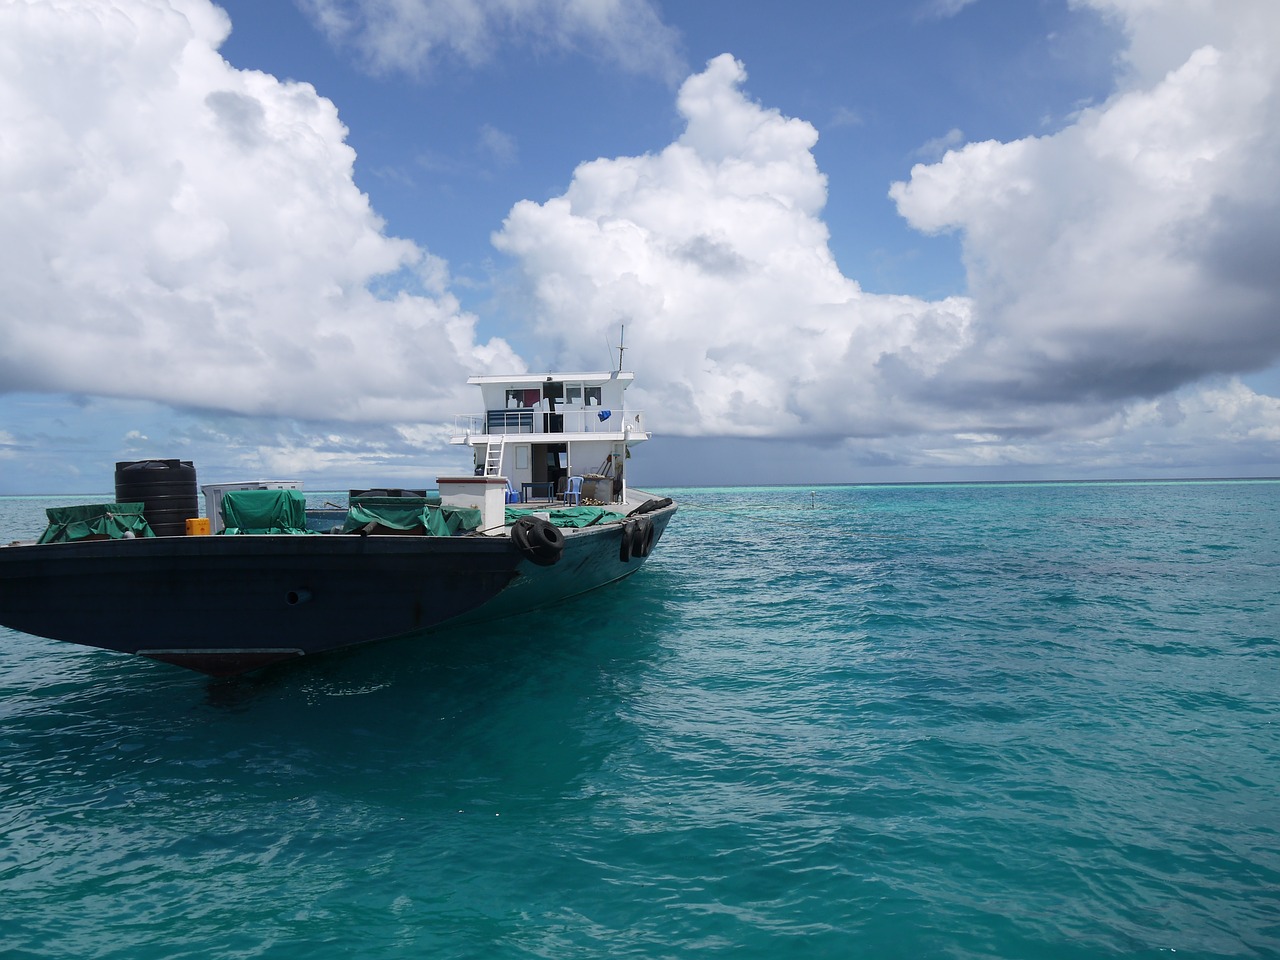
[1,481,1277,959]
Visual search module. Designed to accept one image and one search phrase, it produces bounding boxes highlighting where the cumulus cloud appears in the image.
[494,1,1280,471]
[4,0,1278,483]
[913,127,965,161]
[494,54,973,439]
[890,0,1280,409]
[298,0,684,83]
[0,0,518,423]
[856,378,1280,475]
[0,393,468,492]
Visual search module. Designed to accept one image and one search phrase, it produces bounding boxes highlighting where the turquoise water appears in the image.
[1,481,1277,959]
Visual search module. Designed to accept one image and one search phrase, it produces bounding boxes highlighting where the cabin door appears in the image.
[531,443,568,495]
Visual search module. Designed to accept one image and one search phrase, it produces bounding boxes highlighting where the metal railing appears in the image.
[452,409,646,440]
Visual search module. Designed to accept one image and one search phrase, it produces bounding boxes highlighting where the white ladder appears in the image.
[484,439,505,477]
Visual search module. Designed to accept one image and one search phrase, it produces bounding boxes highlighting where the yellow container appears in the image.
[185,517,211,536]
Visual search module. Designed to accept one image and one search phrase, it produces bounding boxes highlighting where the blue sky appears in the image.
[213,0,1115,307]
[2,0,1278,493]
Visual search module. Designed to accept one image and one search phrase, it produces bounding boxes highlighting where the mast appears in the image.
[617,324,626,373]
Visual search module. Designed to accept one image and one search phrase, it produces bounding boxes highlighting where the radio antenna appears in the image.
[616,324,626,372]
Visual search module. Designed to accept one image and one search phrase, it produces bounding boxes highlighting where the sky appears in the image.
[2,0,1279,493]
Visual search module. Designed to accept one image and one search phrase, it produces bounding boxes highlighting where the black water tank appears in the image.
[114,459,199,537]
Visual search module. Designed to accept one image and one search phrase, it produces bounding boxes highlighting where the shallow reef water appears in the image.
[2,481,1277,958]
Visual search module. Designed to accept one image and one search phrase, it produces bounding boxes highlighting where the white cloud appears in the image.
[1087,0,1275,88]
[890,0,1280,410]
[478,123,518,167]
[826,106,863,130]
[0,391,473,493]
[0,0,519,424]
[493,2,1280,472]
[297,0,684,83]
[919,0,981,20]
[865,379,1280,475]
[913,127,965,160]
[494,54,973,439]
[4,0,1278,483]
[494,4,1280,465]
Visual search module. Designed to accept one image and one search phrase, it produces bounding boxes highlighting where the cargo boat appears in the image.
[0,369,675,677]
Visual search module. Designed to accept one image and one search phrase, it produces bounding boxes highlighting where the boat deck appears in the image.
[510,486,658,515]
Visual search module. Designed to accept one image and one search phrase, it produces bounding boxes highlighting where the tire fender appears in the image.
[511,516,565,566]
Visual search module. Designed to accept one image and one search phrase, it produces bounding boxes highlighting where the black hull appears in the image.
[0,503,675,676]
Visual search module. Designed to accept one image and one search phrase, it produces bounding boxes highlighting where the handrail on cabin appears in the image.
[451,409,645,439]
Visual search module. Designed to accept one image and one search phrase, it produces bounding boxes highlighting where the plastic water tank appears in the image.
[114,459,199,537]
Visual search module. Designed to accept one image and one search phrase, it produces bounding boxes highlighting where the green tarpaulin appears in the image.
[341,497,481,536]
[220,488,310,535]
[38,503,155,544]
[504,506,624,528]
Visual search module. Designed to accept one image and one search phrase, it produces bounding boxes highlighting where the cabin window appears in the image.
[563,384,602,406]
[505,388,541,408]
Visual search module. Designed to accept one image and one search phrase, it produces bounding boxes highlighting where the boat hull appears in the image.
[0,502,675,676]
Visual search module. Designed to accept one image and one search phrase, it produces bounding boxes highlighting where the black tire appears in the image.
[618,522,633,562]
[627,518,654,558]
[528,520,564,553]
[627,497,673,517]
[511,517,564,566]
[637,518,655,557]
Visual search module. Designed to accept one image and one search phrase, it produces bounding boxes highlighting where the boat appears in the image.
[0,368,676,677]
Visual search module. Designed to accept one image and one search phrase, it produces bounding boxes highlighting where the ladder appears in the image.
[484,439,505,477]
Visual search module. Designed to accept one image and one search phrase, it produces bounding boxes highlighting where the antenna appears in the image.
[617,323,626,373]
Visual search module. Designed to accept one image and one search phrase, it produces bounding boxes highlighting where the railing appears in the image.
[451,409,646,440]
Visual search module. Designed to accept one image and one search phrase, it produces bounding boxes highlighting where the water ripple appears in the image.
[2,482,1278,958]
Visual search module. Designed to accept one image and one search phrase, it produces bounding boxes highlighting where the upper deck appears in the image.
[450,371,648,445]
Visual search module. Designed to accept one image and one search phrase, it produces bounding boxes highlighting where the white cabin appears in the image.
[450,371,649,504]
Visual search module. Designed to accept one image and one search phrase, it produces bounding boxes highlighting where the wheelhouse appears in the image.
[451,371,648,504]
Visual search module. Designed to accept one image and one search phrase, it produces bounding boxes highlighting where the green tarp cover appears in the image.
[38,502,155,544]
[504,506,624,528]
[341,497,481,536]
[220,488,310,535]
